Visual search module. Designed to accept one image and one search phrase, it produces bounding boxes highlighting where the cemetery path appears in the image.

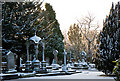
[20,70,115,79]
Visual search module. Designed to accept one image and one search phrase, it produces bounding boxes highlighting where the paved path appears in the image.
[20,70,115,79]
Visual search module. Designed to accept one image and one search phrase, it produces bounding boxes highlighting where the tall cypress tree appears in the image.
[43,3,64,64]
[95,2,120,75]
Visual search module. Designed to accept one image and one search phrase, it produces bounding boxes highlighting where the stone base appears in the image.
[69,61,72,64]
[33,60,40,73]
[2,69,17,74]
[39,70,48,74]
[62,66,68,72]
[25,69,33,73]
[25,61,31,72]
[41,61,47,71]
[0,73,19,80]
[7,70,17,73]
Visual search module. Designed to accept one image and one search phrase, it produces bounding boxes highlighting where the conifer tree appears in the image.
[67,23,84,61]
[95,2,120,75]
[2,1,54,71]
[2,2,64,71]
[43,3,64,64]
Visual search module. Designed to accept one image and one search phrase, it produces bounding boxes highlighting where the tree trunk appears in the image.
[87,41,92,62]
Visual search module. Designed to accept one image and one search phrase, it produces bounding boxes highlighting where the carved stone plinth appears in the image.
[41,61,47,72]
[25,61,31,72]
[33,60,40,72]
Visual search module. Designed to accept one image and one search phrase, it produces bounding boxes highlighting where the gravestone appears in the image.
[20,57,22,67]
[6,51,17,73]
[46,57,50,65]
[53,50,58,64]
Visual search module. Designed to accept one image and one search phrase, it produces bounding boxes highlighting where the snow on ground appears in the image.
[20,70,115,79]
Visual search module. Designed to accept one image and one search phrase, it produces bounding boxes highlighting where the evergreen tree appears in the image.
[95,2,120,75]
[43,3,64,64]
[2,1,48,71]
[67,23,84,61]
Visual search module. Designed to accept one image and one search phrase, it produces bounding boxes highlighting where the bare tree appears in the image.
[77,13,99,62]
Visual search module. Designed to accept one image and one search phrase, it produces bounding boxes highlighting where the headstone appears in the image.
[51,50,60,70]
[53,50,58,64]
[46,57,50,65]
[20,57,22,67]
[6,51,17,73]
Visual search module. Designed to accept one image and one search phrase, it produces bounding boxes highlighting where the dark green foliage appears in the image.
[2,1,44,71]
[112,58,120,81]
[95,2,120,75]
[2,2,64,71]
[44,3,64,64]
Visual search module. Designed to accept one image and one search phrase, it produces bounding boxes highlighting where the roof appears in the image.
[29,35,41,44]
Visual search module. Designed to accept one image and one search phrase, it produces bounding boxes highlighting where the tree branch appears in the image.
[77,20,91,41]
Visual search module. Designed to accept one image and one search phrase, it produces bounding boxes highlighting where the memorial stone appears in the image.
[6,51,17,73]
[53,50,58,64]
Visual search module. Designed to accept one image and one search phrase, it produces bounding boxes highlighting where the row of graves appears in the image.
[0,34,96,80]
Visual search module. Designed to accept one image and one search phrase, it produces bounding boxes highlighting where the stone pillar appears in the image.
[41,42,46,72]
[42,43,45,62]
[62,49,67,72]
[25,42,31,72]
[69,51,72,64]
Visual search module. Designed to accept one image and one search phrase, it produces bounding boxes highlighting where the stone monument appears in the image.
[79,51,88,69]
[6,51,17,73]
[2,50,17,73]
[62,49,68,72]
[25,34,42,73]
[52,50,60,70]
[53,50,58,64]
